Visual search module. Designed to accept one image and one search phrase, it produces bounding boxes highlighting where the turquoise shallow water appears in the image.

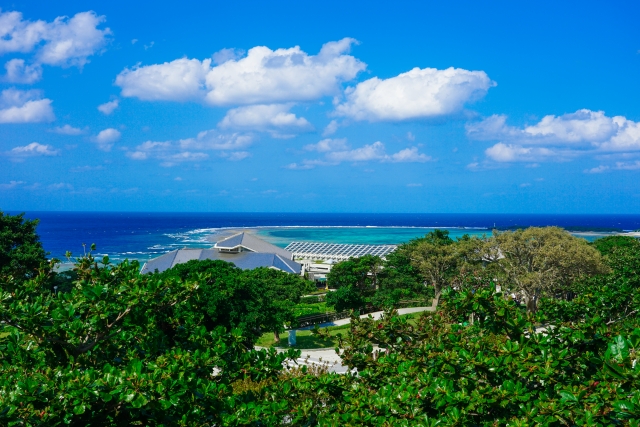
[254,227,607,248]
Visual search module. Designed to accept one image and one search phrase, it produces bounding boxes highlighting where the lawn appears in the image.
[256,324,350,349]
[257,311,432,349]
[293,301,331,318]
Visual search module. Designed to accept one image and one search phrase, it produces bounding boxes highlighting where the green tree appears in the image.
[407,230,482,308]
[483,226,608,312]
[0,251,299,426]
[326,254,382,311]
[240,267,313,343]
[161,259,312,344]
[591,235,640,256]
[0,211,47,281]
[373,246,430,307]
[541,234,640,323]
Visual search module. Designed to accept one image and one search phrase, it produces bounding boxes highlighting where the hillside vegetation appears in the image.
[1,212,639,425]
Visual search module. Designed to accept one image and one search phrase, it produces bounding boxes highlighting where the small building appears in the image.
[141,232,301,275]
[285,242,397,280]
[285,242,397,262]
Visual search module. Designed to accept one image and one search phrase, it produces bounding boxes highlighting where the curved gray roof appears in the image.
[141,248,301,275]
[214,232,293,259]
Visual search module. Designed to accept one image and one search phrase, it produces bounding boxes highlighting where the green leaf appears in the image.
[131,394,148,409]
[558,391,578,403]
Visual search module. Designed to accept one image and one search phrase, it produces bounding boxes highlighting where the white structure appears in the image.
[285,242,397,281]
[285,242,397,262]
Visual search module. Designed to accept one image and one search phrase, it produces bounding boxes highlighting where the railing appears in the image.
[295,305,380,328]
[293,299,432,328]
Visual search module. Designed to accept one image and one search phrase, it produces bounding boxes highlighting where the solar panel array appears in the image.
[285,241,397,261]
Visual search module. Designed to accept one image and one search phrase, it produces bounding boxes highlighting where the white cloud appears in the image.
[126,130,253,165]
[93,128,121,151]
[519,183,531,188]
[3,58,42,83]
[614,161,640,171]
[71,165,104,172]
[0,10,111,67]
[304,138,348,152]
[179,130,253,151]
[97,99,118,115]
[285,159,329,170]
[0,180,25,190]
[407,132,415,141]
[407,183,422,187]
[484,143,556,162]
[294,139,431,168]
[334,67,494,122]
[326,141,387,162]
[225,151,250,161]
[0,88,54,123]
[584,165,609,174]
[116,58,211,102]
[389,147,431,162]
[6,142,58,161]
[218,103,312,136]
[322,119,339,136]
[469,110,640,162]
[116,38,365,106]
[50,124,84,135]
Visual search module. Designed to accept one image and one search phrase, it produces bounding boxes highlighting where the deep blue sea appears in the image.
[12,212,640,263]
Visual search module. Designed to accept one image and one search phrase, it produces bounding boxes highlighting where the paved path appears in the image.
[297,306,434,330]
[258,307,434,374]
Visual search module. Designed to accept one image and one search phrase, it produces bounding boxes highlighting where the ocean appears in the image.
[11,212,640,264]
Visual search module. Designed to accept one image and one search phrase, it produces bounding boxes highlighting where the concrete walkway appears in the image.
[297,306,434,330]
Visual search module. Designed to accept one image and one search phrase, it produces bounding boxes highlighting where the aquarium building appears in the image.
[140,232,301,275]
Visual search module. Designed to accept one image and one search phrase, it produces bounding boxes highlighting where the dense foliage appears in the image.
[1,214,639,425]
[156,259,313,343]
[0,211,47,281]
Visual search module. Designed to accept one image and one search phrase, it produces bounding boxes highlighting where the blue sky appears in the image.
[1,0,639,213]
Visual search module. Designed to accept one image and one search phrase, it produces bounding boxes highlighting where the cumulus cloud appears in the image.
[97,99,118,115]
[5,142,58,161]
[224,151,250,161]
[326,142,431,163]
[116,38,365,106]
[290,139,430,169]
[322,119,339,136]
[116,58,211,102]
[0,88,54,123]
[3,58,42,83]
[50,124,84,135]
[92,128,120,151]
[614,161,640,170]
[126,130,253,166]
[484,143,557,162]
[0,10,111,68]
[218,103,312,137]
[0,180,25,190]
[304,138,348,152]
[469,110,640,163]
[70,165,104,172]
[584,165,609,174]
[334,67,494,122]
[179,130,253,151]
